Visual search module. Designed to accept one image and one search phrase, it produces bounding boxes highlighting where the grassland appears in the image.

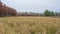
[0,16,60,34]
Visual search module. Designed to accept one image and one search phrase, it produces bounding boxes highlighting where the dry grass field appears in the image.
[0,16,60,34]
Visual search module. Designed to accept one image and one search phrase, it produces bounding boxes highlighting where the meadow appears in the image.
[0,16,60,34]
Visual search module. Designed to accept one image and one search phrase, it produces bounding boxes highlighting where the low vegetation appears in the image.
[0,16,60,34]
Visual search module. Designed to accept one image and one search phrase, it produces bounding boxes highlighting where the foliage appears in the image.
[0,1,17,17]
[44,10,50,16]
[44,10,55,16]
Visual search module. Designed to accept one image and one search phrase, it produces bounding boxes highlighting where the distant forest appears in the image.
[0,1,60,17]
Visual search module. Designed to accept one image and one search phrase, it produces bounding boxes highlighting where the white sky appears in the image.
[1,0,60,13]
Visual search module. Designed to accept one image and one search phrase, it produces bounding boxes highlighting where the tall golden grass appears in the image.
[0,16,60,34]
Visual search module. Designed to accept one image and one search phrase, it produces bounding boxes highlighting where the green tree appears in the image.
[44,10,55,16]
[44,10,51,16]
[50,11,55,16]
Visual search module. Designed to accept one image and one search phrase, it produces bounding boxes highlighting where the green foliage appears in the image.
[44,10,55,16]
[50,11,55,16]
[44,10,50,16]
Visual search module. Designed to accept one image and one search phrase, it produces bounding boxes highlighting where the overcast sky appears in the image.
[1,0,60,13]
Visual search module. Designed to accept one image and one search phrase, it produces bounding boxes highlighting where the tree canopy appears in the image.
[0,1,17,17]
[44,10,55,16]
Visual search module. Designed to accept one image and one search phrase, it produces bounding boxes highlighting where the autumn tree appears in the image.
[0,1,17,17]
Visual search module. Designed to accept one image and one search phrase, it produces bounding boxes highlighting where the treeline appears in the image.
[17,12,40,16]
[44,10,60,16]
[17,10,60,16]
[0,1,60,17]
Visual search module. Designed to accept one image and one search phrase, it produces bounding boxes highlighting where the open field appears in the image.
[0,16,60,34]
